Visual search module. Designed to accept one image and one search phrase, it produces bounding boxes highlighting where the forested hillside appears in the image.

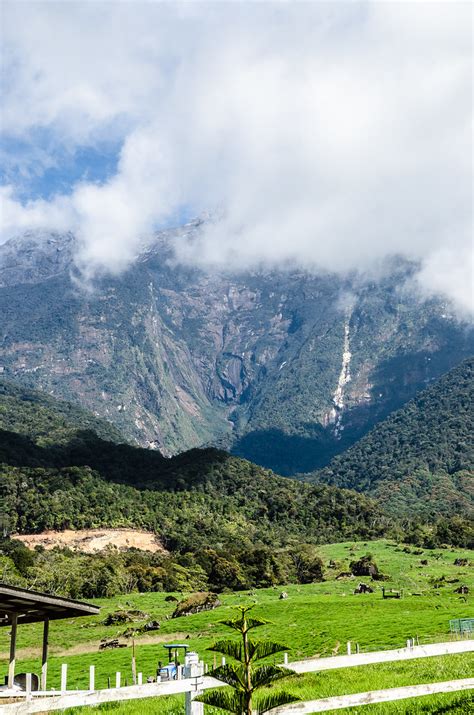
[0,380,390,595]
[0,380,124,446]
[310,358,474,517]
[1,379,472,598]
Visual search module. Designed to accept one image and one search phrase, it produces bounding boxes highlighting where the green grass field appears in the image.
[1,539,472,713]
[64,692,474,714]
[63,653,474,714]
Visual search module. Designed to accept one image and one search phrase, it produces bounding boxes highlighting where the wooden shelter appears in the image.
[0,583,99,690]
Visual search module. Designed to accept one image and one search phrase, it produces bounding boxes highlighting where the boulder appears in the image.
[103,609,148,626]
[350,555,379,577]
[172,592,221,618]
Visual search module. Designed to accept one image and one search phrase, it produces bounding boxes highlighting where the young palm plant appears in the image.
[195,605,299,714]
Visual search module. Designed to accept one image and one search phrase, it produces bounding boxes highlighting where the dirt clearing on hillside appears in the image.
[13,528,166,553]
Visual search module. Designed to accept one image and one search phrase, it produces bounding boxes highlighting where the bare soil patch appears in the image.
[13,528,166,554]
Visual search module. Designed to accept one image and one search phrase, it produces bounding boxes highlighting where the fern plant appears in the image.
[195,605,299,714]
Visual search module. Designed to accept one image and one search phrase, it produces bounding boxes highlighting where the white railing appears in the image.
[285,638,474,673]
[268,678,474,713]
[1,639,473,714]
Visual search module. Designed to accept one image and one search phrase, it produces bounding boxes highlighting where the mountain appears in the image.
[0,382,387,551]
[1,223,473,475]
[307,358,474,517]
[0,379,124,446]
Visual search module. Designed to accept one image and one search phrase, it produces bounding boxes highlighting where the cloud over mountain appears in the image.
[1,2,472,313]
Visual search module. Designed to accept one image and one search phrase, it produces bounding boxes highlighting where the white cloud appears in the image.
[1,1,472,313]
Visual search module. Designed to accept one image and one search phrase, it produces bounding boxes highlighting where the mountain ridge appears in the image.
[1,224,472,475]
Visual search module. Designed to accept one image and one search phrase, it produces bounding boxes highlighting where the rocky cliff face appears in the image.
[1,222,472,473]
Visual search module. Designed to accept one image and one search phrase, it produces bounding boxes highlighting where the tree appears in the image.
[195,605,299,714]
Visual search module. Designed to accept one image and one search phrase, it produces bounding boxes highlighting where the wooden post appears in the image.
[41,618,49,691]
[347,641,351,655]
[8,613,18,688]
[115,671,121,688]
[61,663,68,693]
[138,672,143,685]
[89,665,95,691]
[283,652,288,665]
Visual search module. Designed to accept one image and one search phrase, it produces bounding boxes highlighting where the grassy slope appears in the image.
[1,540,472,694]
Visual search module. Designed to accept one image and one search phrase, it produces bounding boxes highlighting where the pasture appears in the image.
[1,539,472,712]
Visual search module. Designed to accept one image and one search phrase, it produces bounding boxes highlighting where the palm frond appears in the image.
[251,665,294,690]
[208,663,246,690]
[255,690,300,713]
[195,688,243,713]
[208,639,243,662]
[248,639,289,662]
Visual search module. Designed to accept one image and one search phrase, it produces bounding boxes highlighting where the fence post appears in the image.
[283,653,288,665]
[89,665,95,691]
[221,657,226,666]
[26,673,32,701]
[347,642,351,655]
[138,672,143,686]
[115,672,121,688]
[185,660,204,715]
[131,638,137,685]
[61,664,68,693]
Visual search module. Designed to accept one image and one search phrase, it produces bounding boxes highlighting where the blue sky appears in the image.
[0,133,120,201]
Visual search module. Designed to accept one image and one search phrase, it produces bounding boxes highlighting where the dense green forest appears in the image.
[0,380,124,446]
[308,358,474,517]
[0,377,472,598]
[0,380,387,596]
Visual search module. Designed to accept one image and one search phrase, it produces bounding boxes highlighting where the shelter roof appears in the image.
[0,583,99,626]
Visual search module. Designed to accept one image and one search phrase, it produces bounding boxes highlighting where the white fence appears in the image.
[286,638,474,674]
[269,678,474,714]
[1,639,473,714]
